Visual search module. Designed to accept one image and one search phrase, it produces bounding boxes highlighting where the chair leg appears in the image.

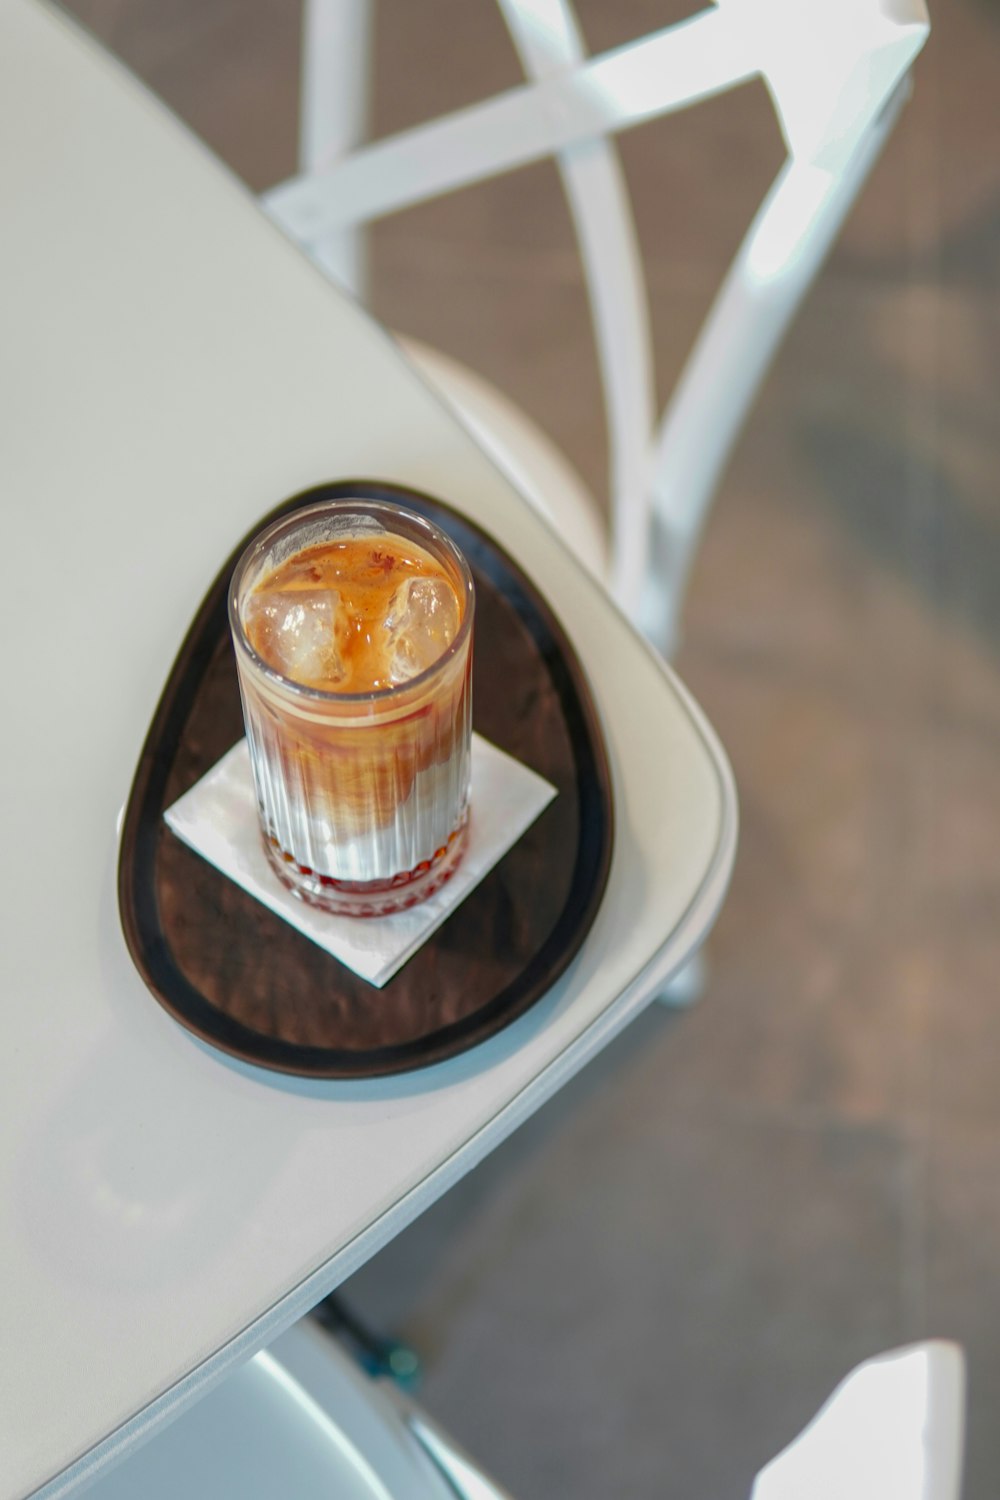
[655,947,706,1006]
[298,0,373,298]
[310,1293,422,1389]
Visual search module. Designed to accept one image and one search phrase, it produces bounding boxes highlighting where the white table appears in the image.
[0,3,737,1496]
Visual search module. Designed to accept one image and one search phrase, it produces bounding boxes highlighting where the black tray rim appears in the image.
[118,479,614,1077]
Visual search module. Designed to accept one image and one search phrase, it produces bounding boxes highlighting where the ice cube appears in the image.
[383,576,460,684]
[245,589,346,687]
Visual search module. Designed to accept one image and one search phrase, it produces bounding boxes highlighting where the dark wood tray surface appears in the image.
[118,481,613,1078]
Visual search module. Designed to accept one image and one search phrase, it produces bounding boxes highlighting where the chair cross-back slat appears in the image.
[264,9,758,240]
[643,80,912,650]
[495,0,655,604]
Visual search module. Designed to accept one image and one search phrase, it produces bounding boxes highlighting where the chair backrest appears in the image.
[266,0,930,654]
[752,1341,965,1500]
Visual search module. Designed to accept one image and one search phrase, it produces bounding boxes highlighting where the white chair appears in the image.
[88,1326,964,1500]
[267,0,930,1009]
[265,0,931,658]
[752,1342,966,1500]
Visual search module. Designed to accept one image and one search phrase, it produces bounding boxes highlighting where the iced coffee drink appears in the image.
[228,498,474,916]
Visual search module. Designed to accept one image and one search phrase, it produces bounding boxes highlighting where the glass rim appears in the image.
[227,497,475,705]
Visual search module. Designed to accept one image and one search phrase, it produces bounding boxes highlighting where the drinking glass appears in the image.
[228,498,474,916]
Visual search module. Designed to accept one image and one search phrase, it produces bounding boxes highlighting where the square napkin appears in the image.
[163,735,556,988]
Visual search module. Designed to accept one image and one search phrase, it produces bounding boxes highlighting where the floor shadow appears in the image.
[799,414,1000,655]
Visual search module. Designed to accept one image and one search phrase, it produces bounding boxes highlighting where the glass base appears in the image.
[263,818,468,917]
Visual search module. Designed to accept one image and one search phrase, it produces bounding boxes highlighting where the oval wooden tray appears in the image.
[118,480,613,1078]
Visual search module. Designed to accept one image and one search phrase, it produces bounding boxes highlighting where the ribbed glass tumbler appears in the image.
[228,498,475,916]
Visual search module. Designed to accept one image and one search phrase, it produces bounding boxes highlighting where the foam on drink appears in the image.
[244,534,463,694]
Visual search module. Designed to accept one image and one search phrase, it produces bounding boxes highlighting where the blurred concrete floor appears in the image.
[61,2,1000,1495]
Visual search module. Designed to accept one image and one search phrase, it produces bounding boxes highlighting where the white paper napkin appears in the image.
[164,736,556,988]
